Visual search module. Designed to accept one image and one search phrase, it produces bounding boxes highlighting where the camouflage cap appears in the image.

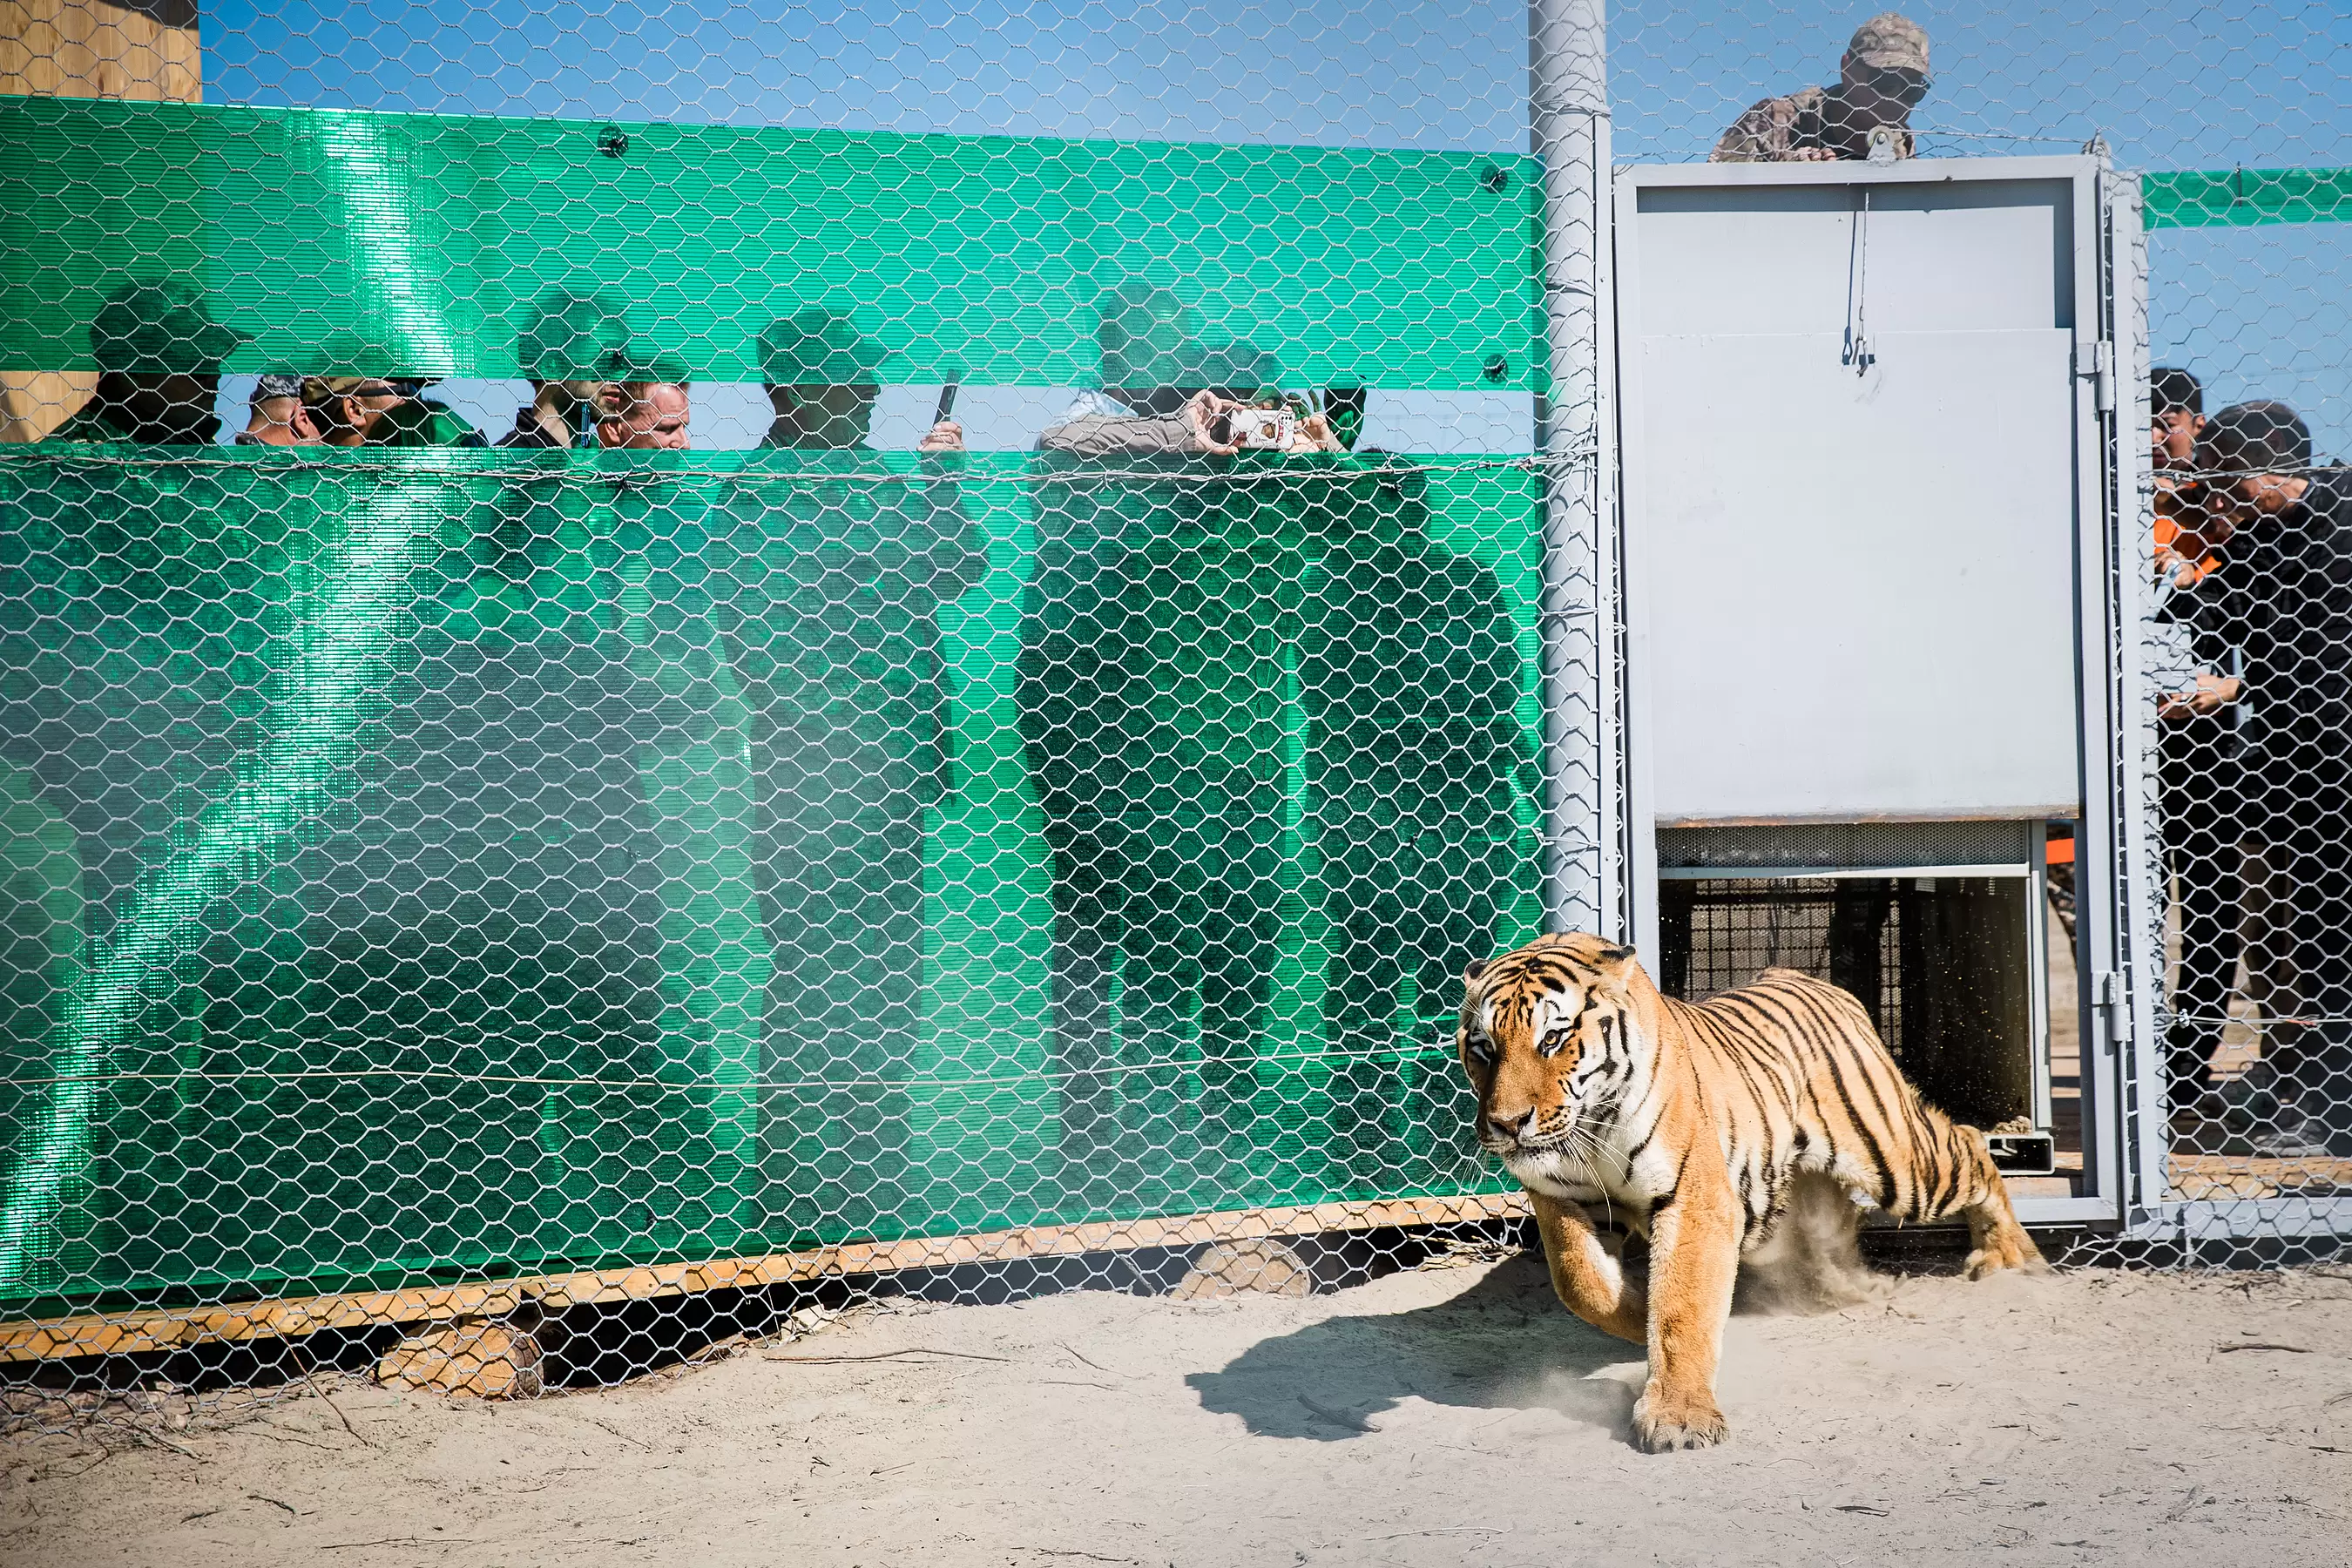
[598,348,693,386]
[252,374,307,402]
[1845,12,1930,74]
[757,308,889,386]
[89,280,249,373]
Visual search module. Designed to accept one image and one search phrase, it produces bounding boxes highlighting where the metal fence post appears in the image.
[1532,0,1619,938]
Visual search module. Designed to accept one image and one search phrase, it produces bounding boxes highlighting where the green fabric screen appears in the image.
[2142,167,2352,228]
[0,450,1540,1310]
[0,98,1544,389]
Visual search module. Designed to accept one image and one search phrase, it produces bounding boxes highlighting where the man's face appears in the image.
[1828,63,1929,147]
[244,395,320,445]
[2231,472,2307,517]
[2154,409,2203,466]
[598,382,691,449]
[336,382,406,441]
[117,373,222,443]
[767,384,877,449]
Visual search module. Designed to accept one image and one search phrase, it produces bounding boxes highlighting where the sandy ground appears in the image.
[6,1254,2352,1568]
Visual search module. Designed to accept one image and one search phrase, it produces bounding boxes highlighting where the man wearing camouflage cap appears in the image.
[500,290,630,449]
[234,375,321,445]
[755,308,961,452]
[729,307,983,1235]
[1711,13,1932,164]
[50,280,249,445]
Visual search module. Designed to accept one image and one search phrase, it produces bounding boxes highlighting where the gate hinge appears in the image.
[2095,970,2126,1046]
[2076,341,2116,413]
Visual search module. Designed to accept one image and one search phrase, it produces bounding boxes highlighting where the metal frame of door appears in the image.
[1610,154,2138,1231]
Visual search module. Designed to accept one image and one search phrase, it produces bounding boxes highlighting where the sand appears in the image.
[6,1254,2350,1567]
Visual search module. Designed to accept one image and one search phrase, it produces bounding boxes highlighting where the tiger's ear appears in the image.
[1587,942,1639,997]
[1463,958,1489,983]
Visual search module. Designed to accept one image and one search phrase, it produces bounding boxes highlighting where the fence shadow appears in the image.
[1184,1252,1639,1441]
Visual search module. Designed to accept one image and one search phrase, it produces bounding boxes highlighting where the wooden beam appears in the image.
[0,1193,1531,1363]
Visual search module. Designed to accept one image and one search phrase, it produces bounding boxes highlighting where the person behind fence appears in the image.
[49,280,249,445]
[2153,366,2207,512]
[305,374,483,447]
[1036,301,1342,458]
[2147,368,2245,1112]
[1710,12,1931,164]
[758,309,963,453]
[2197,401,2350,1157]
[500,291,631,449]
[725,310,984,1238]
[234,374,321,446]
[596,371,692,449]
[1301,458,1531,1181]
[1022,287,1334,1200]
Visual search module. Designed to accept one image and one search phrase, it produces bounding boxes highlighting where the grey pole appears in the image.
[1531,0,1617,936]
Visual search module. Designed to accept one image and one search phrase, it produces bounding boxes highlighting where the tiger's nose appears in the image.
[1487,1105,1540,1141]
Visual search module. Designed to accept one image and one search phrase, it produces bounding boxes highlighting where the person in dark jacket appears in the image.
[2149,368,2245,1110]
[48,280,248,445]
[499,291,629,449]
[1019,290,1312,1200]
[723,312,986,1240]
[2198,402,2352,1156]
[1300,460,1531,1181]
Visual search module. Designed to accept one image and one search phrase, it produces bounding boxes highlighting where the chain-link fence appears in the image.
[1,1,2346,1408]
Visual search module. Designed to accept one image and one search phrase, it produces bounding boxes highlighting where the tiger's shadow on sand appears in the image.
[1186,1254,1646,1442]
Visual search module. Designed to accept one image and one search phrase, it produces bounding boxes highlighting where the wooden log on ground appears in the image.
[0,1193,1531,1364]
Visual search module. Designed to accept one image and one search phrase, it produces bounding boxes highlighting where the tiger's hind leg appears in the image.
[1737,1170,1887,1314]
[1961,1170,2042,1281]
[1936,1122,2044,1280]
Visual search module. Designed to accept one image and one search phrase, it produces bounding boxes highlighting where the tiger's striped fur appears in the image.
[1457,932,2041,1452]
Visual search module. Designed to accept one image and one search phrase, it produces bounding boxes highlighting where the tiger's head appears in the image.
[1456,932,1648,1158]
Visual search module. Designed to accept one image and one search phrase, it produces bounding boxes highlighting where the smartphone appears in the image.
[934,382,958,425]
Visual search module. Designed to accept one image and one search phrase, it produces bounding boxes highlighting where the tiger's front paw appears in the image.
[1632,1385,1728,1452]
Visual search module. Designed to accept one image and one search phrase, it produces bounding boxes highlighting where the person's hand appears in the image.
[1186,391,1242,456]
[919,419,964,453]
[1789,145,1840,162]
[1289,410,1344,454]
[2154,544,2205,591]
[2158,672,2242,722]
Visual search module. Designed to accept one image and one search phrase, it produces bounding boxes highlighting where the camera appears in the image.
[1219,403,1297,449]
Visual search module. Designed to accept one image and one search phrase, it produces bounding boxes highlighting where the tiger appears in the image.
[1457,931,2041,1453]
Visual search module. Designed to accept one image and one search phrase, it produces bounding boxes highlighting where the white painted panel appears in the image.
[1639,326,2080,821]
[1636,179,2072,338]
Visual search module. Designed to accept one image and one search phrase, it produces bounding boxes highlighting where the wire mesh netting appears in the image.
[1609,3,2351,1264]
[1,0,2347,1412]
[0,9,1571,1402]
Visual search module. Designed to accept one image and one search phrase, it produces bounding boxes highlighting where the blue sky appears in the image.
[196,1,2351,452]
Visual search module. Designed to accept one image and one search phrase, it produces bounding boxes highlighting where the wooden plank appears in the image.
[0,1193,1530,1363]
[2166,1152,2352,1203]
